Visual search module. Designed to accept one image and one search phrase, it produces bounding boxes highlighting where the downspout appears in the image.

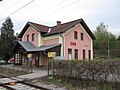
[59,33,64,57]
[43,50,48,55]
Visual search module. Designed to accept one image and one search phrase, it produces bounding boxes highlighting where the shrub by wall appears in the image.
[50,59,120,89]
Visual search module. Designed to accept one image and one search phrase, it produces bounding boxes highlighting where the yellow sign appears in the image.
[27,54,32,58]
[48,52,56,58]
[10,82,16,86]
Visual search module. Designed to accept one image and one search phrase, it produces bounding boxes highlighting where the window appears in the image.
[81,33,84,40]
[74,49,78,59]
[74,31,78,39]
[32,33,35,41]
[15,53,22,64]
[83,50,85,60]
[27,35,29,42]
[68,48,72,60]
[88,50,91,60]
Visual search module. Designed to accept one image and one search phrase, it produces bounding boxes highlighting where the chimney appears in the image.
[57,21,61,26]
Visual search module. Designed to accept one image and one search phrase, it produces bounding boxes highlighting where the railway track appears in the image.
[0,75,50,90]
[0,81,51,90]
[0,82,50,90]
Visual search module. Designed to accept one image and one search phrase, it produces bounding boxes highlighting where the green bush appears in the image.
[49,59,120,89]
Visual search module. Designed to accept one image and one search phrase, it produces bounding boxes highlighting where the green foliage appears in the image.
[93,22,120,59]
[48,77,62,85]
[52,60,120,89]
[1,17,14,36]
[0,17,16,60]
[47,77,75,89]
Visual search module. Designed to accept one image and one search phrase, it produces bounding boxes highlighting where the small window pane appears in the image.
[81,33,84,40]
[74,31,78,39]
[32,33,34,41]
[27,35,29,42]
[83,50,85,60]
[74,49,78,59]
[88,50,91,60]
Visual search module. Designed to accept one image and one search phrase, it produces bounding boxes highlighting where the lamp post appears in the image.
[106,25,110,59]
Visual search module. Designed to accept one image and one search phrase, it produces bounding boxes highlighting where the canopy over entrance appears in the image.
[11,41,61,53]
[10,41,61,66]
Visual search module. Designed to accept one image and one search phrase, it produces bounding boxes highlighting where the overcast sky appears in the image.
[0,0,120,36]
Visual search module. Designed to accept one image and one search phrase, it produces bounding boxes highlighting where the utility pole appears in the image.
[106,25,110,59]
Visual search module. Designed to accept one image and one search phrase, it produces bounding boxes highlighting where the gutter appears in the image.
[59,33,64,57]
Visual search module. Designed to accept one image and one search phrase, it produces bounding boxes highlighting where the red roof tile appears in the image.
[29,22,49,33]
[45,19,81,35]
[18,19,95,39]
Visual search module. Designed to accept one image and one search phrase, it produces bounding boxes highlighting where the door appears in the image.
[68,48,72,60]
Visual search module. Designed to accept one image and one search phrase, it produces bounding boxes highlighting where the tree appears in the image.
[93,22,118,59]
[115,35,120,58]
[0,17,16,61]
[93,22,108,58]
[117,35,120,41]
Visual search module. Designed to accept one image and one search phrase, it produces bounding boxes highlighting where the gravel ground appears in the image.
[25,76,67,90]
[0,67,66,90]
[0,67,96,90]
[0,67,28,77]
[24,76,97,90]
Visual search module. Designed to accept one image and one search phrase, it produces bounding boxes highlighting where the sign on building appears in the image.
[48,52,56,58]
[27,54,32,58]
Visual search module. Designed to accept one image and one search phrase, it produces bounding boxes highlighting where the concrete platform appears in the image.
[0,78,16,84]
[17,72,47,80]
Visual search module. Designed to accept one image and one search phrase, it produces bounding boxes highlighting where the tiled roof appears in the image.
[18,22,49,38]
[28,22,49,33]
[18,41,36,51]
[44,19,82,36]
[18,18,95,39]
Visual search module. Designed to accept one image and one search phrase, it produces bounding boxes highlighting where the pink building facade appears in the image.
[11,19,95,67]
[64,24,92,60]
[22,26,39,46]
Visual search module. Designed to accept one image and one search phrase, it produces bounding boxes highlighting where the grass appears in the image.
[40,76,116,90]
[47,76,76,90]
[37,76,76,90]
[48,77,62,85]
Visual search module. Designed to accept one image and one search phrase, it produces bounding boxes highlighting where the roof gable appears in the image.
[45,19,96,40]
[18,19,95,40]
[45,19,80,35]
[18,22,49,38]
[29,22,49,32]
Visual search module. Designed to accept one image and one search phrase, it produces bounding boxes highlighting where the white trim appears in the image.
[38,32,43,46]
[91,40,93,60]
[43,34,60,40]
[79,24,93,60]
[22,26,39,41]
[48,28,51,33]
[59,33,64,56]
